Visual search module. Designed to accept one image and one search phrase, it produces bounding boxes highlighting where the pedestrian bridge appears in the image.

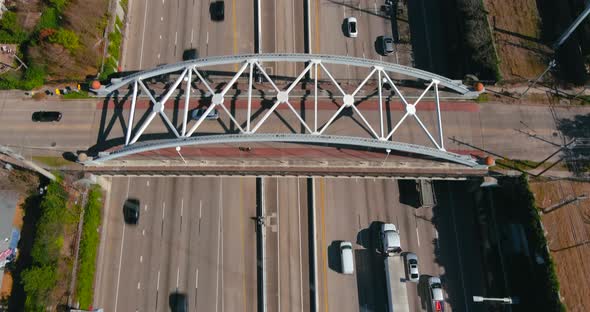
[90,53,484,168]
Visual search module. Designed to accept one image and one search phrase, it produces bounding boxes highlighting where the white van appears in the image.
[340,241,354,274]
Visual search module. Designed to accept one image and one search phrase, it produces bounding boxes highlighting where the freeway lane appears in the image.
[94,177,257,311]
[310,0,398,80]
[122,0,254,70]
[264,177,311,311]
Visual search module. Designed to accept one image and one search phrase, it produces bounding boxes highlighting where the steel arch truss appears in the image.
[94,55,481,167]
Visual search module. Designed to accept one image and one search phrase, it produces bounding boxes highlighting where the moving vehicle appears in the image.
[345,17,358,37]
[418,179,437,208]
[405,252,419,282]
[210,1,224,21]
[123,198,140,225]
[192,108,219,120]
[428,276,445,312]
[32,111,62,122]
[183,48,199,61]
[380,223,401,256]
[384,254,410,312]
[381,36,394,55]
[170,293,188,312]
[340,241,354,274]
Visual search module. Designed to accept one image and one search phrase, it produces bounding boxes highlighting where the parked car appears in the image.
[405,252,419,282]
[345,17,358,38]
[428,276,445,312]
[381,36,394,55]
[32,111,62,122]
[210,1,225,21]
[380,223,401,255]
[123,198,140,225]
[192,108,219,120]
[340,241,354,274]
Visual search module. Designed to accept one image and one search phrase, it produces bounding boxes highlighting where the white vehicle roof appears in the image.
[382,223,397,232]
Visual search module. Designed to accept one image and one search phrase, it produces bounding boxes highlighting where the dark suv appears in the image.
[123,198,140,225]
[210,1,224,21]
[32,111,62,122]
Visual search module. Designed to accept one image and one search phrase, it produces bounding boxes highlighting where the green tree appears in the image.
[47,0,67,12]
[48,28,80,53]
[22,265,57,311]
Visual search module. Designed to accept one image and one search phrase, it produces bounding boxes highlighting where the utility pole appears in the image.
[542,194,589,214]
[521,1,590,98]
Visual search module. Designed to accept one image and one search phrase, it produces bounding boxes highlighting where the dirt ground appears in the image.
[529,180,590,312]
[483,0,550,82]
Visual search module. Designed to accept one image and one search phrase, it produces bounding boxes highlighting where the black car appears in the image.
[183,48,199,61]
[210,1,224,21]
[169,293,188,312]
[123,198,140,224]
[32,111,62,122]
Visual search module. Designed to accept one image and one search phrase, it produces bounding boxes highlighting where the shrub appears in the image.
[0,11,28,43]
[48,28,80,53]
[36,7,60,32]
[47,0,67,12]
[22,265,57,311]
[76,186,103,309]
[21,65,46,90]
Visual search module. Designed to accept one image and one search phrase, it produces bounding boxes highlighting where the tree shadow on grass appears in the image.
[556,113,590,175]
[6,182,47,312]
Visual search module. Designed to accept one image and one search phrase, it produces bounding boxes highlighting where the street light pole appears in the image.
[473,296,518,304]
[382,148,391,166]
[175,146,187,164]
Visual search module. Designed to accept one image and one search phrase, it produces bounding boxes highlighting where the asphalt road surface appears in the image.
[122,0,255,70]
[0,97,583,164]
[310,0,399,80]
[263,177,311,311]
[94,176,258,312]
[313,177,487,312]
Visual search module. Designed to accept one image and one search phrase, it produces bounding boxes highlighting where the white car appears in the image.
[340,241,354,274]
[405,252,419,282]
[428,276,445,312]
[346,17,358,38]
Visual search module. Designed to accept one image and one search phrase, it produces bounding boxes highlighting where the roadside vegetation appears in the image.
[491,175,566,312]
[455,0,501,81]
[0,0,110,90]
[75,186,103,309]
[20,178,79,311]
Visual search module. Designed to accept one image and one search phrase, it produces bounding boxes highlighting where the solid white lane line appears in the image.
[157,271,160,290]
[297,179,304,309]
[162,202,166,220]
[181,198,184,217]
[145,204,148,211]
[138,1,149,68]
[215,178,222,312]
[195,268,199,289]
[416,227,421,247]
[138,282,141,289]
[176,267,180,288]
[206,32,209,44]
[147,180,150,186]
[220,178,225,312]
[191,29,194,43]
[140,255,143,263]
[277,179,280,311]
[113,178,131,312]
[199,200,202,219]
[142,229,145,236]
[175,31,178,45]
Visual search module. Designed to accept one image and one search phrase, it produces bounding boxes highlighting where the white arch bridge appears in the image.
[90,53,484,168]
